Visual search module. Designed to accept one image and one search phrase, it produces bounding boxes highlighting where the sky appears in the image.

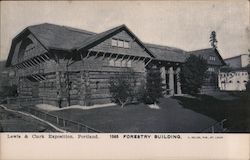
[0,1,249,61]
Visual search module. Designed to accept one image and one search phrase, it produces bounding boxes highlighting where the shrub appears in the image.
[109,70,137,108]
[0,85,17,98]
[245,81,250,96]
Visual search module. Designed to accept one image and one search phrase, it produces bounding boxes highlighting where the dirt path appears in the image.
[0,105,67,132]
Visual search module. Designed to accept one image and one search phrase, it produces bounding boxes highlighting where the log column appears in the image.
[85,71,92,106]
[79,71,85,106]
[55,71,62,107]
[160,66,166,95]
[176,67,182,95]
[168,67,174,95]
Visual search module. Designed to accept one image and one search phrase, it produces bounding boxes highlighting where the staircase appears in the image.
[200,85,220,94]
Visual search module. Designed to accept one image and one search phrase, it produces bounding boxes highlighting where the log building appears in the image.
[5,23,224,107]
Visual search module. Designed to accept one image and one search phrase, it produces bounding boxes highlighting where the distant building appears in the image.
[225,54,250,68]
[188,48,226,93]
[218,54,250,91]
[218,69,248,91]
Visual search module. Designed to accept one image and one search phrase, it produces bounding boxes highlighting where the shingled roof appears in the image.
[188,48,226,66]
[145,43,188,63]
[28,23,95,51]
[28,23,154,58]
[6,23,157,66]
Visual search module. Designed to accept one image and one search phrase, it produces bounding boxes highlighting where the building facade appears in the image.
[225,54,250,68]
[6,23,188,107]
[218,54,250,91]
[218,69,248,91]
[188,48,226,93]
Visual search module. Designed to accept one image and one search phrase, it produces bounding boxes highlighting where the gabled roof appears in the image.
[188,48,226,66]
[145,43,187,63]
[28,23,95,50]
[6,23,155,67]
[75,24,155,58]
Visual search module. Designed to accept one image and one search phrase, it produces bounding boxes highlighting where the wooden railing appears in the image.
[200,119,227,133]
[2,97,102,133]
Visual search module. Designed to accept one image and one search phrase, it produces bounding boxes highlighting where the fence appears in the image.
[6,97,42,106]
[3,97,102,133]
[200,119,227,133]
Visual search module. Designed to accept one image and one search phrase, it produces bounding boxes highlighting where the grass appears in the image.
[174,94,250,132]
[50,98,217,133]
[0,107,57,132]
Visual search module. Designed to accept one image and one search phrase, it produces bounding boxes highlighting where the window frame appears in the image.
[111,39,118,47]
[111,38,130,49]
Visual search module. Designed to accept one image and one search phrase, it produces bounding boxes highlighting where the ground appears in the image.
[50,98,217,133]
[0,107,57,132]
[174,93,250,132]
[1,92,249,133]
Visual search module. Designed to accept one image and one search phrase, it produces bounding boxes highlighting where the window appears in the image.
[115,59,122,67]
[111,39,130,48]
[209,56,216,61]
[208,67,215,72]
[111,39,118,46]
[109,59,115,66]
[127,60,132,67]
[118,40,124,48]
[108,58,132,68]
[121,60,127,67]
[124,41,130,48]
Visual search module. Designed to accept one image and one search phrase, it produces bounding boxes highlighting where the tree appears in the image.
[109,70,137,108]
[246,64,250,74]
[209,31,218,49]
[140,66,164,104]
[180,55,208,95]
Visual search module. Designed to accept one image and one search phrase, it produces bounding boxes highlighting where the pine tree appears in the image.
[210,31,218,49]
[180,55,208,95]
[142,66,164,104]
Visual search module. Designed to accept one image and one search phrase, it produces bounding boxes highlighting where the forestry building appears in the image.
[5,23,225,107]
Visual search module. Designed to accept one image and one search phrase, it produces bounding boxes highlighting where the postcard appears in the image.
[0,1,249,159]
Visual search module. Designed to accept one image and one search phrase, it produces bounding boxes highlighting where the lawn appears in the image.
[50,98,216,133]
[174,94,250,132]
[0,107,57,132]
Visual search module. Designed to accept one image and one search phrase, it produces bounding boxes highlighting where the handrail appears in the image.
[200,119,227,133]
[2,97,102,133]
[24,106,103,133]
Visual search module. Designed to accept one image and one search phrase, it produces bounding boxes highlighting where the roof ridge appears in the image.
[145,42,185,51]
[74,24,126,50]
[224,53,250,60]
[188,48,214,52]
[28,23,97,35]
[62,25,96,35]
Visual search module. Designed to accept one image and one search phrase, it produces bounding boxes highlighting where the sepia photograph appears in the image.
[0,1,249,135]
